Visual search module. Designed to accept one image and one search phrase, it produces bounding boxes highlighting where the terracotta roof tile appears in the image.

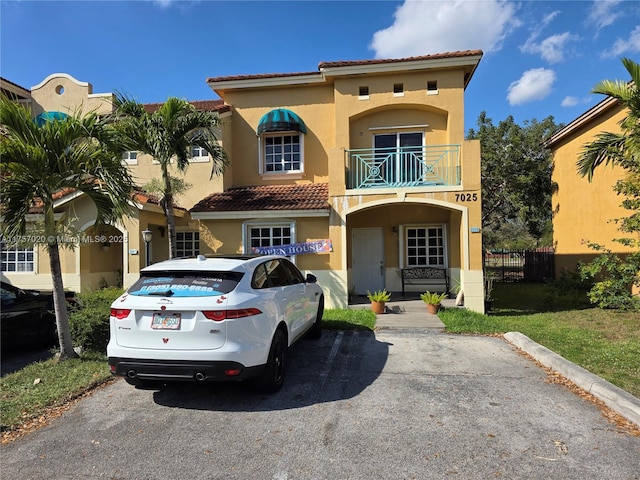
[207,71,318,84]
[25,187,185,214]
[318,50,483,69]
[207,50,483,83]
[143,99,229,114]
[191,183,329,213]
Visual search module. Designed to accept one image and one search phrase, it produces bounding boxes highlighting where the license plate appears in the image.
[151,313,181,330]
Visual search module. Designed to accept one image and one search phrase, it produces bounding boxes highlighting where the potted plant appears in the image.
[367,289,391,314]
[420,291,447,314]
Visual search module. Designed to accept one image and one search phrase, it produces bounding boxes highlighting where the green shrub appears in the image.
[69,287,124,352]
[578,243,640,310]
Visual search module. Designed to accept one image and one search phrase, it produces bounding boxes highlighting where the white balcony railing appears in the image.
[346,145,461,189]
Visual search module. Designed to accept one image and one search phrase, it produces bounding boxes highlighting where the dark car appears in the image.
[1,281,76,354]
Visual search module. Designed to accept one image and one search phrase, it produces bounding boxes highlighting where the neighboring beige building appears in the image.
[544,95,639,292]
[2,50,487,312]
[0,74,207,291]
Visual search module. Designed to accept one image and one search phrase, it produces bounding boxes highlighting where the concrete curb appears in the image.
[504,331,640,428]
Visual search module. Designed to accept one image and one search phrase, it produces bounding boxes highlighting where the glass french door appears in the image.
[374,132,424,185]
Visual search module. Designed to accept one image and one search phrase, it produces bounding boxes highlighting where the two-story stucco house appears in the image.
[192,51,485,312]
[2,50,486,313]
[544,94,639,295]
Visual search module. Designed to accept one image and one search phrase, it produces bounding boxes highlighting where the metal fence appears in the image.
[484,249,555,283]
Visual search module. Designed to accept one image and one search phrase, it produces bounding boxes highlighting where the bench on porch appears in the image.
[401,267,449,297]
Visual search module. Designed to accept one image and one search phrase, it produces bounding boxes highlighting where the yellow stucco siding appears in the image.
[197,216,330,270]
[349,107,448,150]
[221,85,334,187]
[126,152,225,210]
[333,69,466,145]
[551,104,637,275]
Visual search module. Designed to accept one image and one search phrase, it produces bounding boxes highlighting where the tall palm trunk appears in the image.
[47,241,78,360]
[162,168,177,259]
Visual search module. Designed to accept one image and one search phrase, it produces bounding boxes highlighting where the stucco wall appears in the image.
[551,104,638,276]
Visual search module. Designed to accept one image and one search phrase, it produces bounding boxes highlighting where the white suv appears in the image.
[107,255,324,392]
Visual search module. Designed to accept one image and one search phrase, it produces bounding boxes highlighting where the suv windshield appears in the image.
[128,271,243,297]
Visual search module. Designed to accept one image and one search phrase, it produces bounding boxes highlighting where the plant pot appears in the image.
[426,303,441,315]
[371,301,386,314]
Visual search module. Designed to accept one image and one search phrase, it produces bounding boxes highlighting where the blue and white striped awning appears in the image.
[257,108,307,135]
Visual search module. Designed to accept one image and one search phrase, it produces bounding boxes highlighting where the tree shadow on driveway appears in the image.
[151,330,390,412]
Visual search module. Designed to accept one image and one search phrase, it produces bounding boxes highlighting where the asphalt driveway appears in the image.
[2,330,639,479]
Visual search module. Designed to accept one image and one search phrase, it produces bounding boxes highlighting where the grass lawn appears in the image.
[440,283,640,398]
[1,352,113,440]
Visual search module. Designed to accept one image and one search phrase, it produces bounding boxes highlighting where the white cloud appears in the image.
[370,0,520,58]
[561,96,591,107]
[507,68,556,106]
[587,0,623,34]
[521,32,578,63]
[153,0,174,8]
[601,25,640,58]
[561,96,579,107]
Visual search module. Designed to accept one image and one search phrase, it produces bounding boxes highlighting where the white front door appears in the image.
[352,227,384,295]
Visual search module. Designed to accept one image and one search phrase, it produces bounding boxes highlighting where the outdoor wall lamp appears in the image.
[142,229,152,266]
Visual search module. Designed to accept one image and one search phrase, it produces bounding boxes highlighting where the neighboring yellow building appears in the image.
[2,50,487,312]
[544,95,639,286]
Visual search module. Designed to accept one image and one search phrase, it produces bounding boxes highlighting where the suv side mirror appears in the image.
[305,273,317,284]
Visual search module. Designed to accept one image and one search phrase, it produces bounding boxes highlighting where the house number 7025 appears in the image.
[455,193,478,202]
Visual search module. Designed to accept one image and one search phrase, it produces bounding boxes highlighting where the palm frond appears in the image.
[577,132,627,180]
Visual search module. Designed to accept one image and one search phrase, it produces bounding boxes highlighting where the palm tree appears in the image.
[0,96,135,360]
[112,95,228,259]
[576,57,640,181]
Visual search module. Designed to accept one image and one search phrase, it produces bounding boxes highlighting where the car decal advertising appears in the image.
[128,275,238,297]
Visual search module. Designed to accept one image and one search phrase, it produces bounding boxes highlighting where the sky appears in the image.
[1,0,639,131]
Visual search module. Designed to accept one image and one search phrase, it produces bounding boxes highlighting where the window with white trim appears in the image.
[405,226,446,267]
[121,151,138,165]
[249,225,292,249]
[1,241,35,272]
[189,145,209,163]
[260,133,303,174]
[176,231,200,257]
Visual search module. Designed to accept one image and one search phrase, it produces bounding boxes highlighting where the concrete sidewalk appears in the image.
[349,293,447,329]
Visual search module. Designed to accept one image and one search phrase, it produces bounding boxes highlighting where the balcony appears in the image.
[345,145,461,190]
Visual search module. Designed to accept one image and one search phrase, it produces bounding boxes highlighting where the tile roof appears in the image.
[0,76,30,93]
[25,187,185,214]
[143,99,230,114]
[207,50,483,83]
[191,183,329,213]
[318,50,483,69]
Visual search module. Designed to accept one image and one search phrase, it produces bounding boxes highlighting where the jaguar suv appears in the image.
[107,255,324,392]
